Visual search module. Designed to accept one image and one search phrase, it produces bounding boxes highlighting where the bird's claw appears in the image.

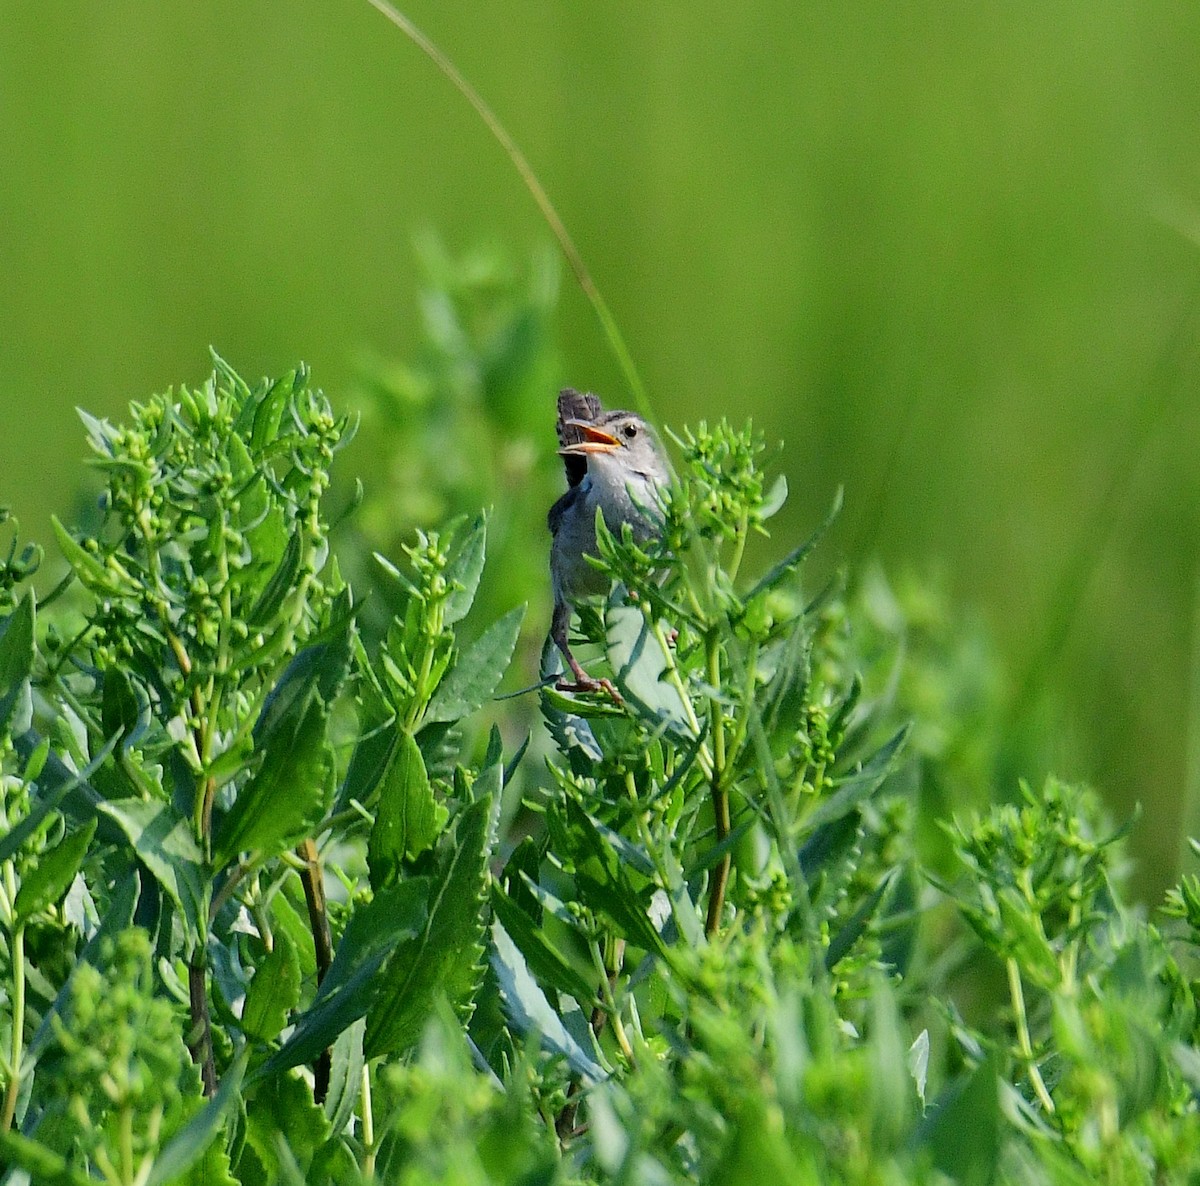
[555,675,625,705]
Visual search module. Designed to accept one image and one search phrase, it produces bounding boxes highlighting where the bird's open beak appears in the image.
[557,420,621,455]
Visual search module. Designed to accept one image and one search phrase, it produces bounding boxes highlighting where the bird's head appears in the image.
[557,412,668,485]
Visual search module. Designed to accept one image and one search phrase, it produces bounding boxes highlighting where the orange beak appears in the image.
[557,420,621,455]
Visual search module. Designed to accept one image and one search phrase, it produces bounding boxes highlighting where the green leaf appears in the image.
[247,529,303,628]
[365,794,494,1059]
[490,919,603,1085]
[97,798,205,936]
[334,715,396,813]
[425,605,525,723]
[757,472,789,522]
[914,1052,1001,1186]
[368,729,448,889]
[825,866,899,971]
[800,725,909,835]
[472,725,505,810]
[709,1091,800,1181]
[688,817,754,879]
[78,407,116,457]
[606,601,696,741]
[660,837,707,950]
[0,592,34,739]
[0,1131,94,1186]
[241,1067,332,1180]
[260,879,428,1079]
[29,871,139,1057]
[51,515,126,596]
[490,882,598,1008]
[761,611,812,740]
[248,371,289,452]
[14,816,96,926]
[146,1049,247,1186]
[867,977,916,1149]
[102,666,145,748]
[0,591,34,700]
[252,615,354,744]
[214,687,332,869]
[242,930,302,1042]
[564,797,667,956]
[443,512,487,625]
[5,730,123,858]
[323,1017,366,1135]
[997,887,1061,988]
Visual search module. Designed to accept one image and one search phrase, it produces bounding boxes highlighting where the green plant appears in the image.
[1,350,1199,1185]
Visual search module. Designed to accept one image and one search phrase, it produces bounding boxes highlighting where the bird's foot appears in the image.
[555,674,624,705]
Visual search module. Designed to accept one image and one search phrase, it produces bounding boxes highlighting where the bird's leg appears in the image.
[551,599,623,702]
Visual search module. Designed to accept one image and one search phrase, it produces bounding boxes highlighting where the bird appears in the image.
[547,388,670,697]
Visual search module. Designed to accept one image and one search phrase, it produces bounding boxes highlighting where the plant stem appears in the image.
[1006,957,1054,1115]
[727,512,750,584]
[360,1063,376,1180]
[298,837,334,1101]
[590,940,635,1065]
[119,1103,134,1186]
[726,633,826,987]
[705,636,731,937]
[209,860,252,922]
[649,619,712,778]
[187,953,218,1097]
[1,923,24,1134]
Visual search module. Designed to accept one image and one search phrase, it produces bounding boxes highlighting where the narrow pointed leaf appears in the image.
[490,882,598,1007]
[242,930,302,1042]
[0,592,34,700]
[365,794,494,1058]
[444,513,487,625]
[425,605,525,723]
[0,592,35,738]
[14,817,96,926]
[214,688,332,869]
[368,729,447,888]
[757,472,789,522]
[334,717,396,813]
[323,1018,366,1134]
[490,920,604,1085]
[606,601,695,740]
[561,798,667,957]
[102,666,147,749]
[7,730,123,856]
[253,616,354,744]
[260,879,429,1079]
[801,725,909,834]
[97,798,205,935]
[247,530,303,628]
[745,486,843,604]
[145,1050,248,1186]
[825,866,899,970]
[52,516,126,596]
[661,840,706,949]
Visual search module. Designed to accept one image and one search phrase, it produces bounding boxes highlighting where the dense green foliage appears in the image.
[0,336,1198,1185]
[5,6,1200,891]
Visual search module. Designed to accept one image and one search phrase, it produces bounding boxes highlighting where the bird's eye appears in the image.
[623,423,638,439]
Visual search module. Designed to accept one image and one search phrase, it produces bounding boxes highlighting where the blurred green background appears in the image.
[2,2,1199,897]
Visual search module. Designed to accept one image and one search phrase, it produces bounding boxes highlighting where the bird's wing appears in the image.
[547,481,582,536]
[556,388,603,488]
